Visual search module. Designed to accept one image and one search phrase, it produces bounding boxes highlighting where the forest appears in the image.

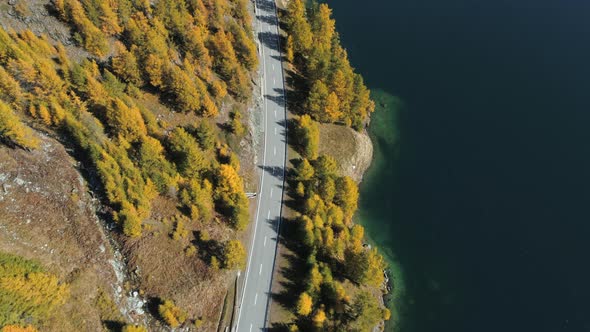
[268,0,390,331]
[284,0,375,131]
[0,0,256,330]
[0,0,388,330]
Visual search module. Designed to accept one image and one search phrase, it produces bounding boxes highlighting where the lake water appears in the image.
[327,0,590,331]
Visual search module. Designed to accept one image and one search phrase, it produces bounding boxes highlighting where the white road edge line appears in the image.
[264,236,267,247]
[254,293,258,305]
[236,8,269,329]
[259,263,263,275]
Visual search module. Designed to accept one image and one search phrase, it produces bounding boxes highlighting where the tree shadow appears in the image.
[258,31,280,52]
[269,218,310,311]
[258,165,285,181]
[270,55,284,62]
[192,230,224,264]
[266,322,291,332]
[256,0,276,13]
[265,93,285,108]
[257,15,278,26]
[102,320,124,332]
[266,216,280,233]
[283,69,308,115]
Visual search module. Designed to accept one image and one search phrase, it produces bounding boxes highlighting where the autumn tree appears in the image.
[144,54,166,88]
[286,0,312,55]
[0,101,39,150]
[215,164,249,230]
[296,292,313,316]
[158,300,186,328]
[165,65,203,114]
[1,325,37,332]
[229,22,258,71]
[136,135,176,193]
[105,98,147,142]
[313,155,338,179]
[121,325,147,332]
[0,253,69,327]
[311,4,336,51]
[194,120,216,150]
[312,308,327,327]
[111,42,141,85]
[229,110,245,136]
[318,176,336,203]
[334,176,358,220]
[294,158,314,181]
[346,291,385,331]
[223,240,246,269]
[168,127,207,178]
[294,115,319,160]
[179,179,214,222]
[118,201,142,237]
[285,35,295,63]
[0,67,23,107]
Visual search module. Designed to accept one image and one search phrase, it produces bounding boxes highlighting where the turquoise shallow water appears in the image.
[327,0,590,331]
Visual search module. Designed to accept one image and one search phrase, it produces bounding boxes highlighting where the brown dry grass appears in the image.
[318,123,374,183]
[0,133,118,331]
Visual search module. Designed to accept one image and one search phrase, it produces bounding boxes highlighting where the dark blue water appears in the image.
[328,0,590,331]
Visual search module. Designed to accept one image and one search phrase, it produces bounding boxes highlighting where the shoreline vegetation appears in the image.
[268,0,391,331]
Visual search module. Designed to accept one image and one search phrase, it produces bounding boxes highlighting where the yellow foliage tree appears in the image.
[0,268,69,326]
[0,101,39,150]
[296,292,312,316]
[216,164,244,197]
[106,98,147,142]
[158,300,186,328]
[144,54,165,88]
[111,42,141,85]
[295,115,319,160]
[312,308,327,326]
[324,92,341,122]
[1,326,37,332]
[37,104,52,126]
[223,240,246,270]
[335,176,359,220]
[201,95,219,117]
[121,325,147,332]
[285,35,294,63]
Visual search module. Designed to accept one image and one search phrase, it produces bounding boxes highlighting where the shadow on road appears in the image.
[257,14,278,26]
[258,165,285,181]
[258,31,281,52]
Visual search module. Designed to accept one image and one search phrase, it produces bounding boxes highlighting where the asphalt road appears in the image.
[234,0,287,331]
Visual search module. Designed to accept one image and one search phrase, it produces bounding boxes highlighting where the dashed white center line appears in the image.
[272,64,275,71]
[267,210,270,219]
[274,146,276,155]
[249,324,252,332]
[264,236,267,247]
[270,188,273,198]
[274,110,277,118]
[259,263,263,275]
[273,77,276,84]
[274,127,277,135]
[254,293,258,305]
